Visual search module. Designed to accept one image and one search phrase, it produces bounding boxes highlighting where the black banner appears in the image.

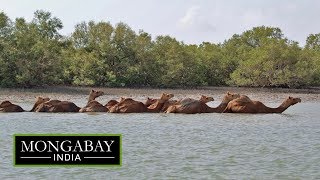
[14,134,121,166]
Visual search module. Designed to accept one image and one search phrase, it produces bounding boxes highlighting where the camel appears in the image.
[31,97,80,112]
[79,90,107,112]
[222,95,301,113]
[105,97,157,112]
[105,100,120,111]
[147,93,174,112]
[161,96,215,112]
[30,97,50,112]
[108,98,146,113]
[166,92,240,114]
[145,97,158,107]
[165,95,214,114]
[109,93,174,113]
[161,100,179,112]
[0,101,24,112]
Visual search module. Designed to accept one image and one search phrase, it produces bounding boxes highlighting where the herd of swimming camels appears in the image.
[0,89,301,114]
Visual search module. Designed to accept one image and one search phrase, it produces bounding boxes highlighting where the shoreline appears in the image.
[1,86,320,104]
[1,85,320,95]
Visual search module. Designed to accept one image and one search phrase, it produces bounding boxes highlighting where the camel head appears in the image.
[159,93,174,102]
[0,101,13,107]
[89,89,104,101]
[35,97,50,104]
[199,95,214,103]
[285,96,301,106]
[222,92,240,103]
[145,97,157,106]
[33,96,50,108]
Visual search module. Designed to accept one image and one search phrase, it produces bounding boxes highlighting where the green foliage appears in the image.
[0,10,320,88]
[230,39,304,87]
[306,33,320,50]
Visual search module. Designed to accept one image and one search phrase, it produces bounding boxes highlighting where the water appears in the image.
[1,92,320,179]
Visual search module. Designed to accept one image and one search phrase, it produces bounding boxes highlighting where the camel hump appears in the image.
[46,99,61,105]
[180,98,197,105]
[0,101,13,107]
[119,98,136,105]
[0,101,24,112]
[108,98,147,113]
[86,100,100,106]
[235,95,252,103]
[105,100,119,107]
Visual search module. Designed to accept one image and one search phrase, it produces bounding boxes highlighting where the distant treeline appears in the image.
[1,10,320,88]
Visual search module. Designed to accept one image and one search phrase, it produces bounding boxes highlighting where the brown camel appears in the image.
[165,95,214,114]
[108,98,146,113]
[161,96,216,112]
[30,97,50,112]
[105,100,119,111]
[104,97,125,110]
[161,100,179,112]
[166,92,240,114]
[31,97,80,112]
[147,93,174,112]
[79,90,107,112]
[145,97,158,107]
[223,95,301,113]
[0,101,24,112]
[104,97,157,112]
[109,93,174,113]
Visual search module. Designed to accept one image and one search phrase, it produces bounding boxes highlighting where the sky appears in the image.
[1,0,320,46]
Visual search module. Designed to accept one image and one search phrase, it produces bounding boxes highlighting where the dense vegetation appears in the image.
[1,10,320,88]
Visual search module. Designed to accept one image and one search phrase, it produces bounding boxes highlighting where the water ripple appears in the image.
[0,103,320,179]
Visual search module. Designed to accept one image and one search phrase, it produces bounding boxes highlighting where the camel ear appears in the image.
[289,96,293,99]
[227,91,230,95]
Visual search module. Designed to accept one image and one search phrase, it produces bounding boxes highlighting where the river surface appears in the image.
[0,88,320,179]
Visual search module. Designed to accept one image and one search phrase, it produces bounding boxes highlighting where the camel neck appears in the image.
[207,102,229,113]
[147,101,165,113]
[264,100,289,113]
[30,102,42,112]
[88,96,97,104]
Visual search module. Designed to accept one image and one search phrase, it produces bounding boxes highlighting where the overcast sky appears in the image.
[1,0,320,46]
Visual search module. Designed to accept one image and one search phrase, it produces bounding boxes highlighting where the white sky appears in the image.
[1,0,320,46]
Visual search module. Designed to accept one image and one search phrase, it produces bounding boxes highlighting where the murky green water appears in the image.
[1,94,320,179]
